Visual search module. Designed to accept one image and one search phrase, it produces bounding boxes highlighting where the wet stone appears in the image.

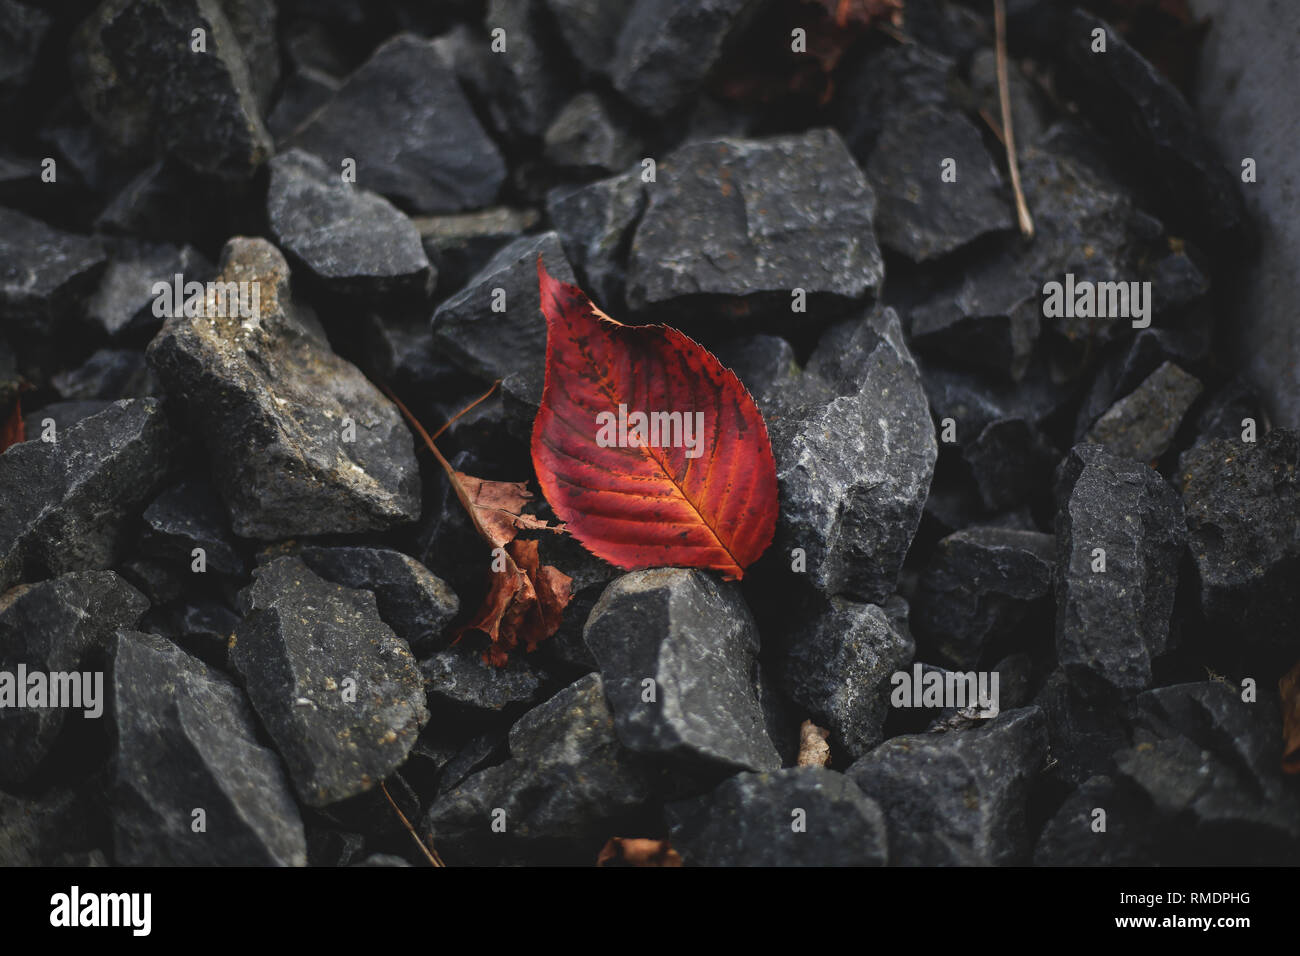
[1084,361,1203,464]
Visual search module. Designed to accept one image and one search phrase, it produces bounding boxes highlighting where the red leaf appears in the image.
[531,259,778,581]
[0,394,24,453]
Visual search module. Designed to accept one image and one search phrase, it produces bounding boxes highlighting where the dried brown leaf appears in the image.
[797,719,831,767]
[596,838,683,867]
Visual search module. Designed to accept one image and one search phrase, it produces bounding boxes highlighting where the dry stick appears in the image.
[380,781,444,867]
[994,0,1034,237]
[431,379,501,442]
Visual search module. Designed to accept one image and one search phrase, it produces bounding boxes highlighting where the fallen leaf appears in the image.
[383,383,570,666]
[596,838,683,867]
[531,259,778,581]
[0,394,23,453]
[1281,660,1300,774]
[798,720,831,767]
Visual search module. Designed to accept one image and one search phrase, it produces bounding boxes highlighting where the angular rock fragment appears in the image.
[111,630,307,865]
[782,597,914,759]
[865,106,1013,261]
[543,92,640,175]
[413,206,540,297]
[666,768,888,866]
[267,149,433,302]
[0,571,147,784]
[1034,667,1131,788]
[914,527,1055,668]
[1179,430,1300,665]
[1062,10,1249,254]
[612,0,760,118]
[0,786,102,866]
[231,557,428,807]
[1054,444,1185,693]
[584,569,780,772]
[547,169,645,308]
[1114,681,1300,863]
[846,707,1048,865]
[266,67,339,143]
[1085,361,1202,463]
[296,546,458,656]
[71,0,273,178]
[1033,774,1159,866]
[147,238,421,539]
[0,208,106,335]
[626,130,883,311]
[140,477,245,577]
[483,0,571,138]
[21,401,115,438]
[963,418,1058,512]
[86,239,212,339]
[291,33,506,213]
[420,642,548,716]
[543,0,633,75]
[52,348,157,401]
[774,308,937,602]
[0,398,174,593]
[430,232,576,409]
[423,673,657,865]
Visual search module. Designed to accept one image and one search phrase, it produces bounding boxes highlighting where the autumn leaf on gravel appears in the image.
[1281,659,1300,774]
[596,838,683,867]
[531,259,778,581]
[383,383,571,667]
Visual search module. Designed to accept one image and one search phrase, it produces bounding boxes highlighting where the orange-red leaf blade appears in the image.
[531,259,777,580]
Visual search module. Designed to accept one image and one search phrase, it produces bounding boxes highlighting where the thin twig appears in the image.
[431,379,501,441]
[994,0,1034,237]
[978,107,1006,147]
[380,781,444,867]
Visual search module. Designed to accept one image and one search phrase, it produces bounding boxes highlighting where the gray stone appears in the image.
[71,0,273,178]
[627,130,883,311]
[0,399,174,593]
[964,418,1058,513]
[1085,361,1203,463]
[1033,775,1159,866]
[866,106,1013,262]
[846,707,1048,865]
[291,33,506,213]
[0,571,147,784]
[52,349,157,402]
[543,92,640,175]
[423,673,657,865]
[1034,667,1131,788]
[666,768,888,866]
[543,0,634,75]
[483,0,571,138]
[0,786,101,866]
[267,149,433,302]
[1190,0,1300,430]
[0,208,106,336]
[86,240,212,339]
[547,169,646,308]
[147,237,421,539]
[111,629,307,865]
[420,642,548,715]
[915,527,1055,669]
[783,598,914,759]
[141,477,245,577]
[1054,443,1185,693]
[231,557,428,807]
[1114,681,1300,863]
[413,206,540,297]
[584,568,779,772]
[296,546,458,656]
[0,0,51,98]
[266,67,339,143]
[1179,430,1300,665]
[774,308,937,602]
[430,232,576,409]
[612,0,760,118]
